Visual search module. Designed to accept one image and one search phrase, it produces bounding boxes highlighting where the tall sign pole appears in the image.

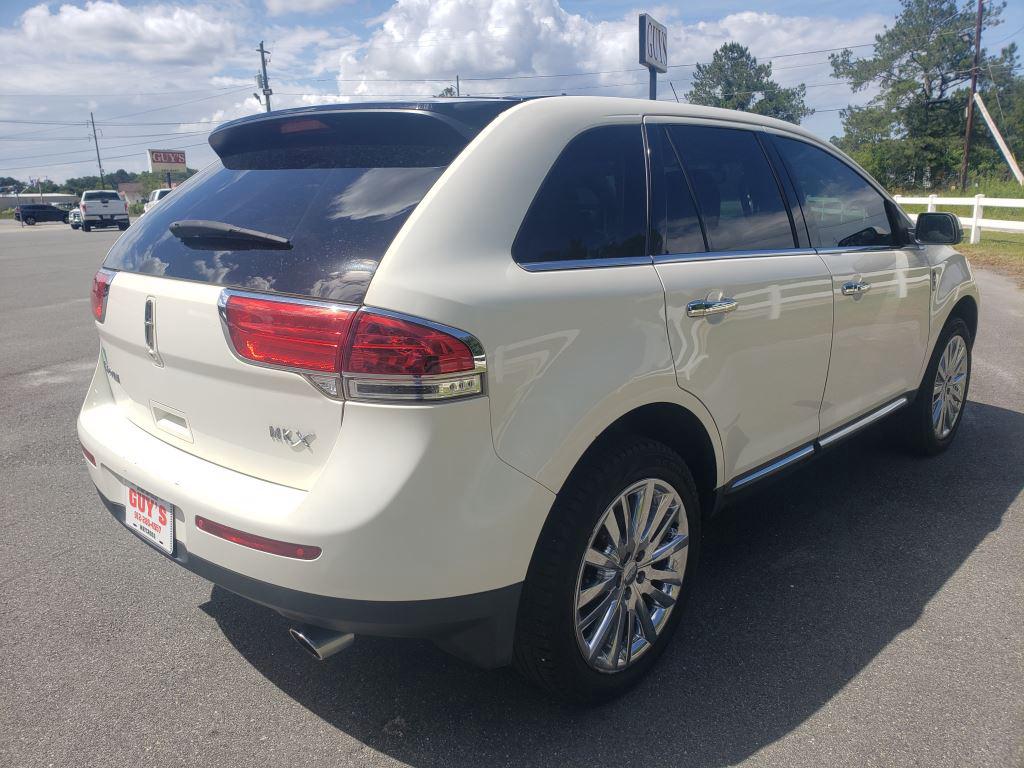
[958,0,983,191]
[639,13,668,100]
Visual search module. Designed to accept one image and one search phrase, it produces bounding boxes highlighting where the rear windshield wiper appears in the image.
[169,220,292,251]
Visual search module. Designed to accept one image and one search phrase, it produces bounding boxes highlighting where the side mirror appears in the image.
[915,212,963,245]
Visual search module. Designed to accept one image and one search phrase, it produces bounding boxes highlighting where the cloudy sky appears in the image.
[1,0,1021,182]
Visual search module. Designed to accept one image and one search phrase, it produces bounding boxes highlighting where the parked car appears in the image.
[80,190,129,231]
[78,98,979,703]
[143,188,173,214]
[13,203,68,225]
[68,208,82,229]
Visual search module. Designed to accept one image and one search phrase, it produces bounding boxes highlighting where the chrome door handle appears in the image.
[841,280,871,296]
[686,297,738,318]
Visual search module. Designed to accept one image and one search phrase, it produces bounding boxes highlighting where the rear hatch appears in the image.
[96,105,512,490]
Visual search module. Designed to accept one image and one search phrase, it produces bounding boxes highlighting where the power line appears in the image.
[103,87,250,122]
[0,85,248,98]
[0,130,212,163]
[0,141,209,173]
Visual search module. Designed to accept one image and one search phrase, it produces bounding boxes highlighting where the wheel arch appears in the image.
[948,294,978,343]
[563,401,721,518]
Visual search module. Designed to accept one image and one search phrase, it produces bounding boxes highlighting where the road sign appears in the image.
[639,14,668,74]
[147,149,187,174]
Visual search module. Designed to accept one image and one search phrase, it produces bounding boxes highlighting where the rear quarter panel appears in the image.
[364,99,725,494]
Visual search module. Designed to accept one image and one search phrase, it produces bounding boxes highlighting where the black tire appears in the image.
[82,223,91,232]
[25,216,35,225]
[903,317,972,456]
[62,215,69,224]
[514,437,700,704]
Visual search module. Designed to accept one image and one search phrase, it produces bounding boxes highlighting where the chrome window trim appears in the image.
[817,397,909,448]
[816,245,901,256]
[517,255,653,273]
[654,247,818,265]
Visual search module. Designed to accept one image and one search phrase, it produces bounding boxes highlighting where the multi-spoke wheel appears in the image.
[904,317,972,456]
[931,334,968,439]
[514,437,700,703]
[575,478,688,672]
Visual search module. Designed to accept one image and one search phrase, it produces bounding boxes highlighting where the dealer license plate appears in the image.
[124,483,175,554]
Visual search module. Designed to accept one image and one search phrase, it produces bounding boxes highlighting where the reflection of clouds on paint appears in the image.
[329,167,443,222]
[192,252,235,283]
[310,259,377,301]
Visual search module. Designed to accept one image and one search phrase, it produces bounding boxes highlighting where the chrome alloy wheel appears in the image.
[932,334,968,439]
[574,478,689,673]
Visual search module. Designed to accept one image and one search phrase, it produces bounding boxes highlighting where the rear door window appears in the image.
[513,125,647,265]
[83,191,122,202]
[667,125,795,252]
[103,111,483,302]
[648,124,706,256]
[772,136,895,249]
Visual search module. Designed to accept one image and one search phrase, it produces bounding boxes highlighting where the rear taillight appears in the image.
[195,516,321,560]
[219,291,484,402]
[91,268,114,322]
[222,294,353,373]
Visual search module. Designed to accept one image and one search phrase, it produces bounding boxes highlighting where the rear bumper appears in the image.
[83,214,128,224]
[78,357,554,667]
[96,490,522,667]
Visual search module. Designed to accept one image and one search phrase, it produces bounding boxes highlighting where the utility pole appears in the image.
[90,112,105,189]
[456,75,460,97]
[257,41,272,113]
[958,0,984,191]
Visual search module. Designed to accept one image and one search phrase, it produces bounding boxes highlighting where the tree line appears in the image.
[683,0,1020,190]
[0,168,196,200]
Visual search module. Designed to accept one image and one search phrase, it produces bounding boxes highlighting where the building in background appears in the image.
[117,182,145,205]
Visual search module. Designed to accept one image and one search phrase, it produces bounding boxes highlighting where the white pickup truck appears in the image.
[80,190,129,232]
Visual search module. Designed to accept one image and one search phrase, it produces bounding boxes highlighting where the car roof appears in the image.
[212,95,825,144]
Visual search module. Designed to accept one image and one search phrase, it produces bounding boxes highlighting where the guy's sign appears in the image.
[148,149,187,173]
[639,14,668,74]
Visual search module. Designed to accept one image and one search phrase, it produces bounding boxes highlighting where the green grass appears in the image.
[958,232,1024,284]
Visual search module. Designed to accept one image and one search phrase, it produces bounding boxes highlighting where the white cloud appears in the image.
[316,0,886,115]
[0,0,890,182]
[265,0,354,17]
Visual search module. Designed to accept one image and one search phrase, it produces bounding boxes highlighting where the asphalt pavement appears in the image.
[1,218,1021,768]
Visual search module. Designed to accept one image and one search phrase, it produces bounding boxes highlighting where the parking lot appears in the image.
[0,218,1021,767]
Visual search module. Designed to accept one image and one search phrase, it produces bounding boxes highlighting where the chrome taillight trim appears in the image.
[343,306,487,403]
[215,291,487,403]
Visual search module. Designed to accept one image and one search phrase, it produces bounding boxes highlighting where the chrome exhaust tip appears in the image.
[289,625,355,661]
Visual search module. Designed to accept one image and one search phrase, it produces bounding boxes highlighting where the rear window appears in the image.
[103,110,482,302]
[83,191,122,202]
[512,125,647,265]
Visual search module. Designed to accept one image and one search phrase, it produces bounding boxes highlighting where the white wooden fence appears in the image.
[893,194,1024,244]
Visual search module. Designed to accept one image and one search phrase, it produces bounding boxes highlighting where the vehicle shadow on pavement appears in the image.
[203,400,1023,767]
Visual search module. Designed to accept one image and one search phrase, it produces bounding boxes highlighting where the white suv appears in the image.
[143,187,172,214]
[78,97,979,702]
